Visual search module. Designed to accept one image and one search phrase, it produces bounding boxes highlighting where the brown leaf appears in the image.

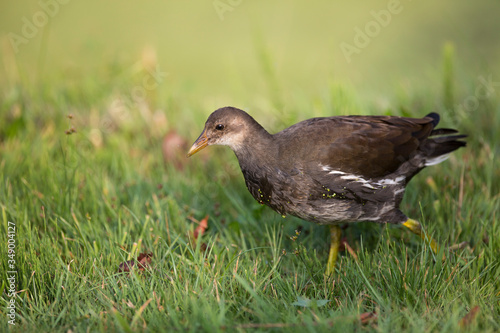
[137,252,153,270]
[459,306,480,328]
[359,312,377,325]
[118,260,136,273]
[118,252,153,272]
[338,237,347,252]
[193,215,209,240]
[189,215,210,253]
[343,239,359,262]
[200,243,209,252]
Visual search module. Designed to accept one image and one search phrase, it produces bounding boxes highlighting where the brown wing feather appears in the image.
[276,115,435,179]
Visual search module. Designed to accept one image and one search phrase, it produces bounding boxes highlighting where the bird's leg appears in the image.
[326,225,342,275]
[402,218,439,254]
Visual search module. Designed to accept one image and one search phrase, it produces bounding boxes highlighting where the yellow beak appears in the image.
[187,130,209,157]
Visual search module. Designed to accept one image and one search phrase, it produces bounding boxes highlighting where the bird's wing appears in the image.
[277,115,436,179]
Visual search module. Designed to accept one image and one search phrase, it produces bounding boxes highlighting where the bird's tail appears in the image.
[423,113,467,166]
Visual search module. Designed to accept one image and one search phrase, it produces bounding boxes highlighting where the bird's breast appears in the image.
[241,165,295,215]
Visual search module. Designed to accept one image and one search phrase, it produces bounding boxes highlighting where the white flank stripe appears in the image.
[341,174,376,189]
[319,164,331,172]
[376,176,405,186]
[340,175,359,180]
[328,170,346,175]
[394,188,405,195]
[323,167,405,190]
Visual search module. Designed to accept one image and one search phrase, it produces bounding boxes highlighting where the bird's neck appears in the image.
[233,125,277,169]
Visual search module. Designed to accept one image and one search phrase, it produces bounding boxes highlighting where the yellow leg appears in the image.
[402,218,439,254]
[326,225,342,275]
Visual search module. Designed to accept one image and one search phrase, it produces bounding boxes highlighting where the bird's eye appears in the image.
[215,124,225,130]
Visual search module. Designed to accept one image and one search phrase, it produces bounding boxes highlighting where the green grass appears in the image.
[0,54,499,332]
[1,1,500,328]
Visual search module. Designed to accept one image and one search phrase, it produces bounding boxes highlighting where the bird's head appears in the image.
[187,107,255,157]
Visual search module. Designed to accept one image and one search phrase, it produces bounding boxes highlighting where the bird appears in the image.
[187,106,466,274]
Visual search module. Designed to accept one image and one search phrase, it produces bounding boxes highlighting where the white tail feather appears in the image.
[425,153,450,166]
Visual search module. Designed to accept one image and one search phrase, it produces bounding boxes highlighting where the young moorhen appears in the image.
[187,107,466,274]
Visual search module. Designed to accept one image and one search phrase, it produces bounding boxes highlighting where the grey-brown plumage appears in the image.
[188,106,466,227]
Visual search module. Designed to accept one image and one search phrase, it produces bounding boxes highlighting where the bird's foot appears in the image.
[402,218,441,256]
[326,225,342,275]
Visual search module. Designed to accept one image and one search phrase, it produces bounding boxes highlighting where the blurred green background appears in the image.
[1,0,499,105]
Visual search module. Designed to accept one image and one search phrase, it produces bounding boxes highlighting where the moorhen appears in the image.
[187,107,466,274]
